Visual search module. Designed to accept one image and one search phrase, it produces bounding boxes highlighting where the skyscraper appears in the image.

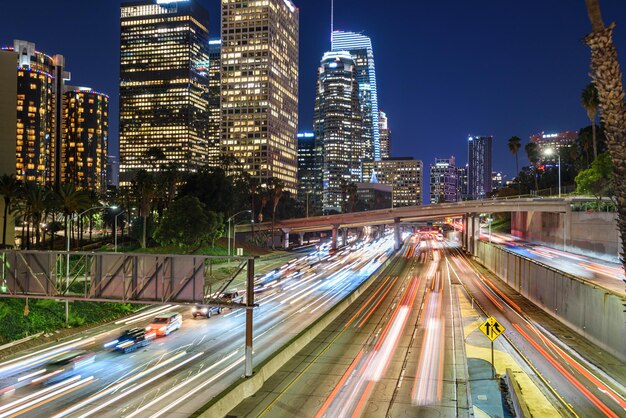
[379,110,390,159]
[332,30,380,161]
[430,157,457,204]
[314,51,363,213]
[529,131,577,165]
[119,0,211,187]
[456,165,468,201]
[0,49,17,247]
[297,132,320,216]
[467,135,493,200]
[221,0,299,193]
[62,88,109,193]
[4,40,70,186]
[372,158,422,207]
[207,39,221,167]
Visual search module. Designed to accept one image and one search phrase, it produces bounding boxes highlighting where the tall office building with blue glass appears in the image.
[331,31,380,162]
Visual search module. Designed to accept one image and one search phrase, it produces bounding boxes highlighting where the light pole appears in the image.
[114,209,126,253]
[65,205,110,325]
[543,148,561,198]
[227,210,252,256]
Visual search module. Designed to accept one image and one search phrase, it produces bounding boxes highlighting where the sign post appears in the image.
[479,316,505,379]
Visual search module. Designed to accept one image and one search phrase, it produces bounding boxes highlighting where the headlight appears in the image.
[201,308,208,313]
[159,326,167,331]
[192,307,197,312]
[145,326,151,331]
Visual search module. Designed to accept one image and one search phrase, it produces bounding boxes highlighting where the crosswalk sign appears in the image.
[479,316,505,341]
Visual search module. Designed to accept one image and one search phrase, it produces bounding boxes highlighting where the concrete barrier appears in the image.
[475,241,626,362]
[194,252,402,417]
[505,368,531,418]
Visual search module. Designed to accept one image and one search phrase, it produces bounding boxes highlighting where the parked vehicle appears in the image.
[146,312,183,336]
[192,304,221,318]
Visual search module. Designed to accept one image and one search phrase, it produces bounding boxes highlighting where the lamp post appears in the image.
[543,148,561,198]
[65,205,110,325]
[227,210,252,256]
[114,209,126,253]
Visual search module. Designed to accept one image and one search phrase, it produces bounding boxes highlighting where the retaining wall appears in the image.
[475,241,626,363]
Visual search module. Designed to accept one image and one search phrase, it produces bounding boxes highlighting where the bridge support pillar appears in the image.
[462,215,468,251]
[468,213,480,256]
[341,228,348,246]
[331,225,339,250]
[282,229,290,250]
[298,232,304,246]
[394,218,402,251]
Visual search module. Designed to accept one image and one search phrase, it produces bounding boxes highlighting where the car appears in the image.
[220,290,244,304]
[105,327,152,353]
[192,304,221,318]
[146,312,183,336]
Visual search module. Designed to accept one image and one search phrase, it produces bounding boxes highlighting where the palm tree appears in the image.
[0,174,19,247]
[56,183,90,250]
[583,0,626,272]
[581,83,600,160]
[525,142,540,193]
[508,136,522,193]
[22,185,47,247]
[133,170,156,248]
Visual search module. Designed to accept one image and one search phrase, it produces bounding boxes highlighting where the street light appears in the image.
[227,210,252,256]
[543,148,561,198]
[65,205,109,325]
[114,209,127,253]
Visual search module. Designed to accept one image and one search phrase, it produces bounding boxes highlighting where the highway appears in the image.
[482,231,625,292]
[231,234,626,418]
[0,236,394,417]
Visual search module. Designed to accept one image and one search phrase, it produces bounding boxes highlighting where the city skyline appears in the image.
[1,1,625,193]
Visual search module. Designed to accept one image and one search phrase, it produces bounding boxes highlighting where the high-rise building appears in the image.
[221,0,299,193]
[62,88,109,193]
[467,135,492,200]
[332,30,380,161]
[297,132,320,215]
[119,0,211,187]
[456,165,468,201]
[0,49,17,246]
[492,171,503,193]
[529,131,577,164]
[430,157,457,204]
[372,157,422,207]
[107,155,119,187]
[314,51,363,213]
[207,39,221,167]
[379,110,390,159]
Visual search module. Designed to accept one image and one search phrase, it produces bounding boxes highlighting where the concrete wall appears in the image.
[0,50,17,248]
[511,211,621,262]
[475,241,626,362]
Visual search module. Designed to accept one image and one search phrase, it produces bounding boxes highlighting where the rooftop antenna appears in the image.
[330,0,334,47]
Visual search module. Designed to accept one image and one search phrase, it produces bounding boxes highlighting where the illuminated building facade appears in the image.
[119,0,211,187]
[297,132,321,214]
[372,157,422,207]
[62,88,109,193]
[0,50,17,246]
[456,165,468,201]
[314,51,363,213]
[530,131,577,164]
[221,0,299,193]
[4,40,70,186]
[430,157,457,204]
[379,110,390,159]
[332,30,380,161]
[492,171,503,192]
[468,135,492,200]
[207,39,221,167]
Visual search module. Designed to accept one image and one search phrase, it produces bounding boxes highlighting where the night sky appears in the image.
[2,0,626,192]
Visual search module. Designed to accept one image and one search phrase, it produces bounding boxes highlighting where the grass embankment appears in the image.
[0,297,140,344]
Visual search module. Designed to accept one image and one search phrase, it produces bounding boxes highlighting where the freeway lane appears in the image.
[448,247,626,418]
[482,232,625,293]
[231,234,471,417]
[0,236,394,417]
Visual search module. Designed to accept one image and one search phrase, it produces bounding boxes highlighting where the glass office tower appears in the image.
[220,0,299,193]
[332,30,380,162]
[467,135,493,200]
[314,51,363,213]
[119,0,211,187]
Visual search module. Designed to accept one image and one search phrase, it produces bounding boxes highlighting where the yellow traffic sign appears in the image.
[479,316,505,342]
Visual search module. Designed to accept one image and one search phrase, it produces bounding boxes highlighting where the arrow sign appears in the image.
[479,316,505,342]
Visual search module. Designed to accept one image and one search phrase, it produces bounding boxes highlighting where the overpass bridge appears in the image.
[243,197,595,253]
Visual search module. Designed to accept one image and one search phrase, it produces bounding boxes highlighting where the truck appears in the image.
[104,327,153,353]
